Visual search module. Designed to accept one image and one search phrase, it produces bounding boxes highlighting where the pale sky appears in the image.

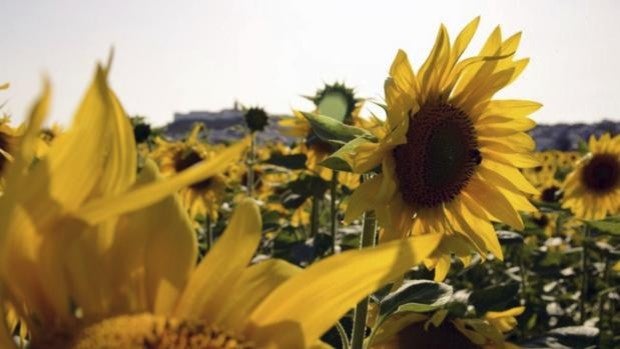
[2,0,619,126]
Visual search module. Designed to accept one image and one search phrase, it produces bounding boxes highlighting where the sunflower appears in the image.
[529,212,557,237]
[0,63,446,349]
[337,17,540,280]
[562,133,620,219]
[369,307,524,349]
[279,83,364,189]
[151,124,230,220]
[522,150,579,203]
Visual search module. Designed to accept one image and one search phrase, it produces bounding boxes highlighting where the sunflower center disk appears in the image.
[393,103,480,208]
[541,186,561,203]
[581,153,620,193]
[35,313,254,349]
[174,149,213,190]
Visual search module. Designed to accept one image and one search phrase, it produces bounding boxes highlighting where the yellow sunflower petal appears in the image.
[478,99,542,119]
[433,254,451,282]
[463,176,524,230]
[217,259,301,333]
[480,147,540,168]
[441,17,480,88]
[246,233,443,349]
[389,50,420,106]
[344,174,383,223]
[76,139,248,224]
[28,66,112,211]
[174,198,261,321]
[478,160,539,195]
[95,89,137,196]
[419,25,450,98]
[0,306,15,349]
[111,160,197,315]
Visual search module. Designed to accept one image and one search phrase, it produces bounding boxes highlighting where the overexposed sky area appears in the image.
[2,0,619,126]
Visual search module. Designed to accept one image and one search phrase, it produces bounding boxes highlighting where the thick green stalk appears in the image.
[598,255,611,334]
[330,173,339,254]
[310,195,320,238]
[247,133,256,197]
[580,224,590,324]
[350,210,377,349]
[335,321,351,349]
[205,214,213,252]
[519,246,528,303]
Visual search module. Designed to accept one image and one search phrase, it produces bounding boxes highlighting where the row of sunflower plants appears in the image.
[0,17,618,349]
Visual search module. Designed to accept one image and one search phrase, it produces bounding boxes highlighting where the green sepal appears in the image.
[301,111,376,146]
[379,280,454,316]
[468,282,520,315]
[320,136,379,173]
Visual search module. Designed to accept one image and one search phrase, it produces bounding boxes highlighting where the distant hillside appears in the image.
[531,120,619,150]
[165,109,291,144]
[164,112,619,151]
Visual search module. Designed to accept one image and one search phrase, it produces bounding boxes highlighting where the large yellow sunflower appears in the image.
[337,17,540,279]
[151,124,230,220]
[562,133,620,219]
[0,63,445,349]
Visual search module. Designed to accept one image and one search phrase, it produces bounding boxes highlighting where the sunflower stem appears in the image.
[580,224,590,324]
[247,133,256,198]
[518,245,528,303]
[335,321,351,349]
[205,214,213,252]
[598,255,611,333]
[351,210,377,349]
[310,195,320,238]
[330,172,339,254]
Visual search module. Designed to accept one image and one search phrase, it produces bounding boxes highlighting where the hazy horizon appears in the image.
[3,0,620,127]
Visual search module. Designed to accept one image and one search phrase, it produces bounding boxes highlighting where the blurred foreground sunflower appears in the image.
[562,133,620,219]
[336,17,540,279]
[0,63,444,349]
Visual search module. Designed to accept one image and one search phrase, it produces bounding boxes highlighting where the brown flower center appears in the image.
[392,103,480,208]
[581,153,620,194]
[541,186,561,203]
[533,214,550,228]
[33,314,254,349]
[388,321,478,349]
[173,149,213,191]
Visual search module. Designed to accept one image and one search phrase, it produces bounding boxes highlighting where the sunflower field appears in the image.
[0,17,619,349]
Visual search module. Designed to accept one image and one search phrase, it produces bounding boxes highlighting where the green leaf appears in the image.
[319,156,352,172]
[281,192,309,209]
[496,230,524,245]
[266,153,308,170]
[547,326,599,348]
[577,139,589,154]
[379,280,453,316]
[469,282,519,315]
[301,111,375,145]
[584,216,620,236]
[321,136,377,173]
